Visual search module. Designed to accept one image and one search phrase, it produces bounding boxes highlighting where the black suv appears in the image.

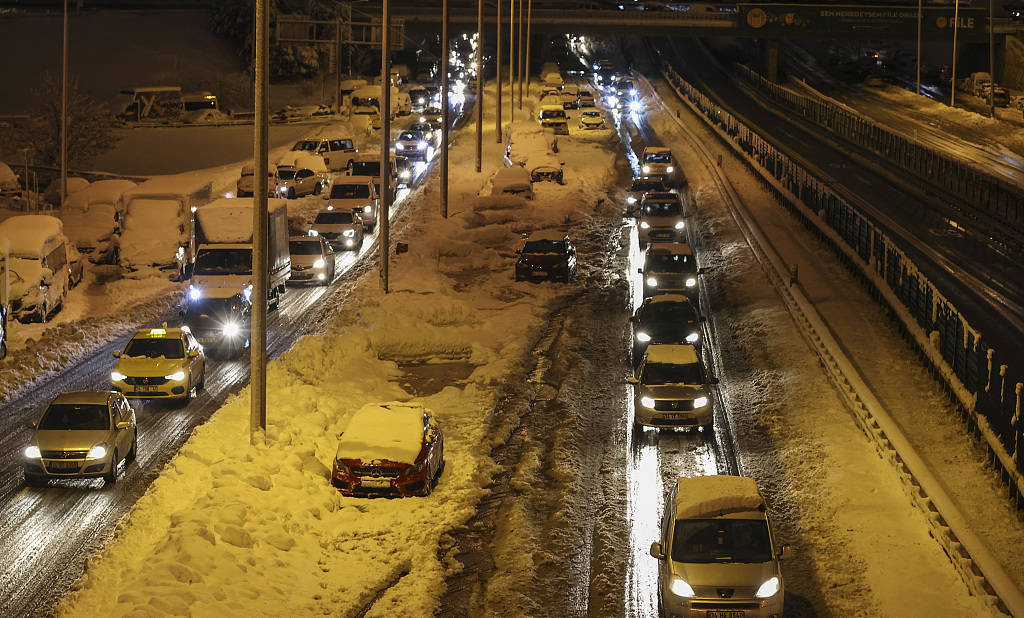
[631,294,704,361]
[514,232,578,282]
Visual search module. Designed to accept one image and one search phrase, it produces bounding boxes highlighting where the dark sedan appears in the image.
[631,293,705,361]
[514,231,578,282]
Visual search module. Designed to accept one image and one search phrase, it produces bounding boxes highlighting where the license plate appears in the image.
[361,478,391,488]
[707,612,744,618]
[533,271,547,277]
[662,413,687,420]
[198,337,216,344]
[138,385,159,393]
[48,461,79,470]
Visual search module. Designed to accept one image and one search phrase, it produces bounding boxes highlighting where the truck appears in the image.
[189,197,290,313]
[118,174,213,279]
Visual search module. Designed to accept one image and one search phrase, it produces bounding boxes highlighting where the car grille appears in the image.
[124,376,169,386]
[653,399,695,411]
[690,602,761,610]
[41,450,88,459]
[648,229,678,240]
[45,461,83,473]
[351,466,403,478]
[292,264,312,271]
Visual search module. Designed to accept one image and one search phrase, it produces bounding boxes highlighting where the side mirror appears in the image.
[649,541,666,560]
[40,268,54,286]
[710,377,720,385]
[112,350,121,358]
[116,421,130,430]
[626,376,640,384]
[778,544,792,560]
[188,349,199,358]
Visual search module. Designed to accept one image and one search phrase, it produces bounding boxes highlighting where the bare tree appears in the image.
[25,72,118,168]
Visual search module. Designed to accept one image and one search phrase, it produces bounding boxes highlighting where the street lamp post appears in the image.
[381,0,391,293]
[496,0,502,143]
[441,0,449,217]
[60,0,68,208]
[525,0,532,106]
[951,0,960,107]
[989,0,996,117]
[475,0,482,172]
[916,0,922,96]
[251,0,270,444]
[509,0,515,123]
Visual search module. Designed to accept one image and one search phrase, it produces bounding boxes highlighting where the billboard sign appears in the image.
[738,4,988,41]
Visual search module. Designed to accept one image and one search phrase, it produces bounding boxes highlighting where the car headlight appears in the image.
[308,229,319,237]
[670,577,695,598]
[222,322,240,337]
[640,396,656,409]
[400,170,411,179]
[326,205,334,211]
[627,196,637,205]
[418,141,428,150]
[693,396,708,408]
[417,97,425,104]
[343,229,355,237]
[279,186,288,193]
[636,332,651,342]
[165,370,186,381]
[755,576,780,598]
[640,221,650,229]
[111,370,127,381]
[364,205,373,212]
[685,277,697,287]
[609,96,618,106]
[24,445,41,459]
[87,444,108,459]
[666,166,674,173]
[313,258,325,268]
[188,286,201,300]
[642,165,651,173]
[630,88,637,97]
[419,116,426,122]
[345,239,354,247]
[674,221,685,230]
[629,101,642,113]
[686,332,699,343]
[646,277,658,287]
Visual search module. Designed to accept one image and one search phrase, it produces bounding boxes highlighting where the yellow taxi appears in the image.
[110,326,206,403]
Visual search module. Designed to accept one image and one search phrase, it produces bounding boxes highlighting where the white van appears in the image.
[0,215,83,322]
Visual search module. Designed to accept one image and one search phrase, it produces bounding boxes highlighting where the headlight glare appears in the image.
[343,229,355,237]
[313,258,325,268]
[755,576,780,598]
[87,444,108,459]
[666,166,674,173]
[646,277,658,287]
[640,396,656,409]
[642,165,651,173]
[188,286,201,300]
[693,396,708,408]
[364,205,372,212]
[686,332,699,343]
[627,196,637,204]
[674,221,685,230]
[640,221,650,229]
[165,371,186,381]
[670,577,695,598]
[685,277,697,287]
[111,371,127,381]
[636,332,651,342]
[24,445,41,459]
[308,229,319,236]
[222,322,240,337]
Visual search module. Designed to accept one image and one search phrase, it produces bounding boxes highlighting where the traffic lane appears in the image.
[663,38,1024,367]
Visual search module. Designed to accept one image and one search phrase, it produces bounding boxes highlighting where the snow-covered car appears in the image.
[288,235,335,285]
[625,177,667,213]
[409,86,430,112]
[529,155,564,184]
[394,129,432,161]
[61,178,136,262]
[640,146,679,186]
[631,294,704,360]
[493,166,534,200]
[236,163,280,198]
[276,153,329,199]
[290,137,358,172]
[110,326,207,404]
[579,110,606,130]
[272,104,333,122]
[538,105,569,135]
[629,343,716,431]
[578,89,596,107]
[560,85,580,109]
[181,292,251,358]
[310,209,365,251]
[0,215,80,322]
[0,160,20,196]
[420,107,444,130]
[636,191,688,244]
[331,402,445,497]
[650,476,788,616]
[346,153,397,219]
[641,242,702,300]
[23,390,137,486]
[514,231,577,282]
[614,78,637,103]
[327,175,378,222]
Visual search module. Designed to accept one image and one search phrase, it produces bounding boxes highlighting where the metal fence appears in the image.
[732,64,1024,248]
[656,56,1024,506]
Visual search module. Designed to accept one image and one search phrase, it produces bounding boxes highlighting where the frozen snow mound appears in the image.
[473,195,528,212]
[0,215,64,258]
[673,475,765,520]
[334,402,428,465]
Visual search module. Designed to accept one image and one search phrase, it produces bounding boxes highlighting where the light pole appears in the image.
[525,0,532,106]
[251,0,270,444]
[441,0,449,217]
[475,0,482,172]
[496,0,502,143]
[517,0,524,110]
[951,0,960,107]
[508,0,515,123]
[60,0,68,208]
[989,0,996,117]
[916,0,922,95]
[380,0,391,293]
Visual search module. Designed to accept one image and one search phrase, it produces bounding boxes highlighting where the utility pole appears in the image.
[60,0,68,208]
[476,0,482,172]
[517,0,524,110]
[496,0,502,143]
[989,0,996,117]
[335,8,342,112]
[916,0,922,96]
[441,0,449,217]
[525,0,532,106]
[381,0,391,292]
[251,0,270,445]
[509,0,515,123]
[951,0,960,107]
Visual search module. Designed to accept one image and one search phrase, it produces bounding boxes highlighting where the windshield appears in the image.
[644,302,697,322]
[351,161,381,176]
[523,240,566,254]
[541,109,566,119]
[315,211,355,225]
[617,80,634,90]
[184,100,216,111]
[671,519,772,564]
[642,201,682,217]
[194,248,253,275]
[123,337,185,359]
[38,404,110,431]
[278,170,295,180]
[641,361,705,385]
[399,132,421,141]
[331,184,370,199]
[292,140,319,152]
[289,240,323,255]
[411,124,432,133]
[646,253,695,273]
[353,96,380,107]
[583,111,601,118]
[644,152,672,164]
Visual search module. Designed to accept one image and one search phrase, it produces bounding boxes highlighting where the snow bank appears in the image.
[673,475,764,520]
[119,198,181,268]
[0,214,63,258]
[335,402,426,464]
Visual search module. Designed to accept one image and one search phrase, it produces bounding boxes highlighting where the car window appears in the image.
[315,211,356,225]
[642,201,682,217]
[644,152,672,164]
[330,139,353,151]
[123,337,185,359]
[646,253,694,272]
[331,184,371,199]
[399,132,420,141]
[644,303,697,322]
[671,519,772,564]
[290,240,324,255]
[293,140,318,152]
[38,404,111,430]
[631,178,665,191]
[523,240,566,254]
[641,361,705,385]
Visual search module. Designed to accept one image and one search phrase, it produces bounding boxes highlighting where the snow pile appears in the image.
[119,198,182,268]
[335,402,426,464]
[0,214,64,258]
[673,475,764,520]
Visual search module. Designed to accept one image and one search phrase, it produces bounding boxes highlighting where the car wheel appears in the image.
[103,450,119,485]
[126,431,138,464]
[0,339,7,360]
[181,377,194,406]
[24,474,44,487]
[287,188,296,199]
[313,182,322,196]
[197,366,206,389]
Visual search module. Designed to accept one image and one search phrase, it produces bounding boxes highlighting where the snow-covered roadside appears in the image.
[54,95,619,615]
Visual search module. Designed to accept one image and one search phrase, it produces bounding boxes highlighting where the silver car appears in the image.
[23,391,138,486]
[629,344,716,432]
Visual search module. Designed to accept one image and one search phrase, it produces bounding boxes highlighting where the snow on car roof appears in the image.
[526,230,568,242]
[0,215,64,258]
[278,153,327,171]
[673,475,765,520]
[335,402,427,465]
[644,191,679,201]
[125,173,211,197]
[650,294,694,305]
[644,146,671,155]
[196,198,286,243]
[51,390,116,405]
[0,161,16,184]
[647,242,693,256]
[644,344,698,365]
[131,326,187,339]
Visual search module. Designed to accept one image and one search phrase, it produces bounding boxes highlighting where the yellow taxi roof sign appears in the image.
[148,328,167,336]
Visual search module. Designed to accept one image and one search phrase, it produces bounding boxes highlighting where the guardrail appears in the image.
[649,36,1024,544]
[730,63,1024,250]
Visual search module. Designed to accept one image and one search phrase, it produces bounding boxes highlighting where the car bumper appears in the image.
[639,228,686,244]
[24,456,113,479]
[634,400,712,428]
[111,377,188,399]
[290,268,329,282]
[331,471,428,497]
[662,594,783,618]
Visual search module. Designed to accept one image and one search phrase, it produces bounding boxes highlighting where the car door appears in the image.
[115,398,133,454]
[185,333,204,380]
